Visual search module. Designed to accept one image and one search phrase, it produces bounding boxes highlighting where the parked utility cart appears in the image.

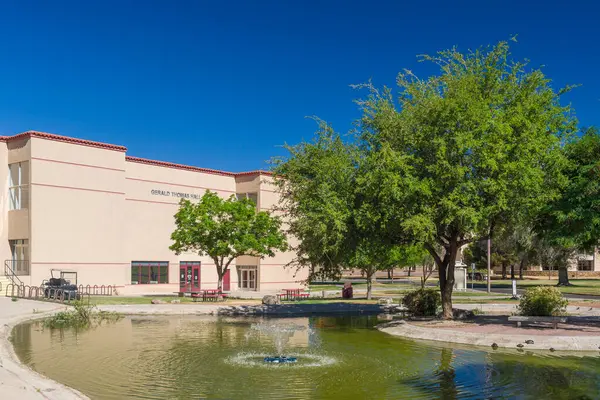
[42,269,80,300]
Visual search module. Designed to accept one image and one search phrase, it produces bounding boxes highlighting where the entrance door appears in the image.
[238,266,257,291]
[179,262,201,292]
[223,269,231,291]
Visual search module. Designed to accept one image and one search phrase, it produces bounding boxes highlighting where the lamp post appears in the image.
[487,237,491,294]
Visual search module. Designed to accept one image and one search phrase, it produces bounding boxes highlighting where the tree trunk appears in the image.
[407,266,411,277]
[510,264,515,280]
[557,267,570,286]
[519,259,524,280]
[366,273,373,300]
[440,275,454,319]
[501,261,507,279]
[437,348,458,399]
[427,239,459,319]
[387,269,392,279]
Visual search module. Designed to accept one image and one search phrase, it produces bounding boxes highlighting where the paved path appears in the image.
[0,298,88,400]
[455,303,600,316]
[378,316,600,351]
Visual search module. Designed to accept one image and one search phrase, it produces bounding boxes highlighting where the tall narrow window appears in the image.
[236,192,258,206]
[9,162,29,210]
[9,239,29,275]
[237,265,258,290]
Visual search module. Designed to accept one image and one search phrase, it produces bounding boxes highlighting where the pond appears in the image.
[11,315,600,399]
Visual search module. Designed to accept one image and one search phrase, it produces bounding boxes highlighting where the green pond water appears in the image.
[11,315,600,400]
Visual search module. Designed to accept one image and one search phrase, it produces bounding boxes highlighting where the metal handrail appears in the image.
[4,260,24,287]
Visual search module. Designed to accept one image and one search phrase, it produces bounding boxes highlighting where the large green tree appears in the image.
[353,40,575,318]
[272,123,358,282]
[272,122,415,299]
[275,40,576,318]
[536,127,600,285]
[170,191,288,291]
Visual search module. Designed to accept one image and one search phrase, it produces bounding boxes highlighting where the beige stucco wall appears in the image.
[0,142,11,270]
[29,137,127,286]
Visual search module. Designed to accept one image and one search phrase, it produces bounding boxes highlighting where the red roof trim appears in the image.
[126,156,273,177]
[126,156,236,177]
[236,170,273,177]
[0,131,273,176]
[0,131,127,152]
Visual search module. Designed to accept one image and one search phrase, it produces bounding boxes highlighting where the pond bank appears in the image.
[0,298,89,400]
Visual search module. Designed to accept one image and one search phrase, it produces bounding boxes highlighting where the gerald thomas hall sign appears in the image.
[151,189,201,200]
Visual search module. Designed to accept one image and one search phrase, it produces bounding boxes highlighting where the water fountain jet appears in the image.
[247,322,308,363]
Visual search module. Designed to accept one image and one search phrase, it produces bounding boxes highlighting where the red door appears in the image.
[223,269,230,291]
[180,262,201,292]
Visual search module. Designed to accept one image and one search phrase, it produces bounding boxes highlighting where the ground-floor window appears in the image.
[237,266,257,290]
[578,259,593,271]
[131,261,169,284]
[9,239,29,275]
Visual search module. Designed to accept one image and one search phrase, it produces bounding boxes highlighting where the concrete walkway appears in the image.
[0,298,89,400]
[378,316,600,351]
[454,303,600,316]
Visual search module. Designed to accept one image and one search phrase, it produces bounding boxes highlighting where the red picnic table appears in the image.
[277,288,310,301]
[190,289,228,302]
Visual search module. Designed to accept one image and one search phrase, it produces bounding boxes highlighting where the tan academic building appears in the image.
[0,131,306,296]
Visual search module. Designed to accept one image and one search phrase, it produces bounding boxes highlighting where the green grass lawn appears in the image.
[451,297,519,304]
[485,279,600,296]
[452,290,503,297]
[289,298,379,305]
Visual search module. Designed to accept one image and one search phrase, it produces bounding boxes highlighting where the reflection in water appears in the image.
[11,315,600,400]
[437,348,458,400]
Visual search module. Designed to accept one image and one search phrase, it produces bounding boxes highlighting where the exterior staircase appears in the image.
[2,260,27,296]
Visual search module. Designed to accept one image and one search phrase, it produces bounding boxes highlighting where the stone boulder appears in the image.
[262,295,281,305]
[170,299,181,304]
[452,308,475,320]
[151,299,165,304]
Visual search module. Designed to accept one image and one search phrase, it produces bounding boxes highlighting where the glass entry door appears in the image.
[180,262,200,292]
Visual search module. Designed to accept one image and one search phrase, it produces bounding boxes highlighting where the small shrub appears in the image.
[471,308,484,316]
[43,301,122,329]
[402,288,441,317]
[517,286,568,316]
[11,297,17,302]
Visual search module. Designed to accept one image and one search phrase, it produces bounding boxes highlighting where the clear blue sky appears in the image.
[1,0,598,172]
